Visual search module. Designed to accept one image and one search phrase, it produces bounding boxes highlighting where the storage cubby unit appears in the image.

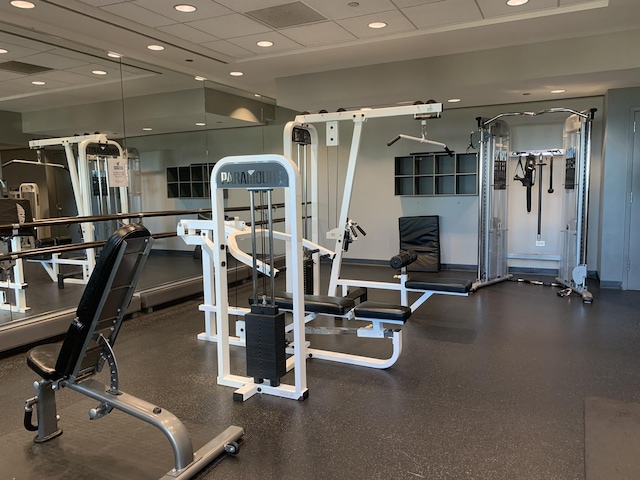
[394,152,478,196]
[167,162,217,198]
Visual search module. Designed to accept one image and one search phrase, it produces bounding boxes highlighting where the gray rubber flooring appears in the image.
[1,265,640,479]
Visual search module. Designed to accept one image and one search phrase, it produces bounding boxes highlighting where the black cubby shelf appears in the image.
[394,152,478,196]
[167,163,216,198]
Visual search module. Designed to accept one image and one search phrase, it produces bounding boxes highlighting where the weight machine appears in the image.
[473,108,596,303]
[27,134,131,285]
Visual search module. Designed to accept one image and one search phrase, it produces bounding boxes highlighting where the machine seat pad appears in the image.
[354,301,411,323]
[405,275,472,293]
[267,292,356,315]
[27,343,63,381]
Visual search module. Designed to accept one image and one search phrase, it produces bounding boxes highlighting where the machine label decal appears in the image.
[217,163,289,189]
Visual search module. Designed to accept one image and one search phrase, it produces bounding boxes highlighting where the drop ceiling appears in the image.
[0,0,639,120]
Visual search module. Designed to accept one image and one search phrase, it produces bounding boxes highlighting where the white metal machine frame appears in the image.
[283,103,445,299]
[28,134,129,285]
[179,154,308,401]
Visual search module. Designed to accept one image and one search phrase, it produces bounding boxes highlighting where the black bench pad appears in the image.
[354,301,411,323]
[405,275,472,293]
[27,343,63,381]
[265,292,356,316]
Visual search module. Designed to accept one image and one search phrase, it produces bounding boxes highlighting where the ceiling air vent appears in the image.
[0,61,53,75]
[246,1,327,29]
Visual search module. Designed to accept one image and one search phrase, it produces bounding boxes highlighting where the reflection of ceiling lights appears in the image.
[92,70,107,75]
[107,51,122,58]
[0,48,8,54]
[257,40,274,47]
[551,89,566,94]
[368,22,387,29]
[195,122,206,126]
[230,71,243,76]
[147,45,165,51]
[448,98,461,103]
[506,0,528,5]
[32,81,45,85]
[143,127,153,131]
[174,4,196,13]
[11,1,35,9]
[194,76,206,81]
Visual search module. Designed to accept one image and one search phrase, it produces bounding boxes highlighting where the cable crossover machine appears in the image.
[473,108,597,303]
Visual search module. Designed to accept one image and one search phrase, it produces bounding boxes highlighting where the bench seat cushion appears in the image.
[405,275,472,293]
[27,343,63,381]
[259,292,355,315]
[354,301,411,322]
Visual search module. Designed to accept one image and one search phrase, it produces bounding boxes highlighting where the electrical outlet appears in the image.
[536,240,545,247]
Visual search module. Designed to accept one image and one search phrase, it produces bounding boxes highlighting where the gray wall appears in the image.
[600,87,640,287]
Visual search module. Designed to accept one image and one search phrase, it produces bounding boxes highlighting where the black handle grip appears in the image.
[445,146,454,157]
[24,409,38,432]
[356,225,367,236]
[350,225,358,238]
[387,135,401,146]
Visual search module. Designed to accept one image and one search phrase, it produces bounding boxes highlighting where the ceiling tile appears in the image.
[65,63,122,77]
[5,77,73,90]
[20,52,89,70]
[304,0,398,20]
[476,0,557,18]
[187,13,272,39]
[559,0,598,4]
[336,10,416,38]
[100,2,177,27]
[133,0,232,22]
[227,32,303,54]
[158,24,220,44]
[48,48,107,64]
[0,34,53,53]
[0,43,44,61]
[37,70,99,84]
[0,70,25,82]
[213,0,294,13]
[403,0,482,28]
[393,0,445,6]
[76,0,125,6]
[200,40,255,58]
[281,21,357,46]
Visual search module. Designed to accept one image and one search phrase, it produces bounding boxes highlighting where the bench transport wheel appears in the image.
[224,441,240,455]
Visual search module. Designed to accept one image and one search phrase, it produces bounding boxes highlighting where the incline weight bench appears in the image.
[390,250,472,311]
[250,291,412,369]
[23,224,244,479]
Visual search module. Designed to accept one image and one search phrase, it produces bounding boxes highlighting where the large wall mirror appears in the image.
[0,26,295,349]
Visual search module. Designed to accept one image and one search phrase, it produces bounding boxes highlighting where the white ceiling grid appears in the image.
[66,0,606,62]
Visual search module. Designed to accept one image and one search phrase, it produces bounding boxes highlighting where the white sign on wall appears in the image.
[107,157,129,188]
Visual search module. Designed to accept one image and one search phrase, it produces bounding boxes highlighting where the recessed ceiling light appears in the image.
[147,44,165,51]
[195,122,206,126]
[31,81,45,85]
[174,4,196,12]
[11,1,35,9]
[230,71,243,77]
[92,70,107,75]
[142,127,153,131]
[107,51,122,58]
[368,22,387,29]
[506,0,528,6]
[448,98,461,103]
[254,94,261,97]
[0,48,8,54]
[257,40,274,47]
[551,89,566,94]
[194,76,206,81]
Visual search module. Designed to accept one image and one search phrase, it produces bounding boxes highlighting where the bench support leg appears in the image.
[30,380,63,443]
[70,378,244,479]
[307,330,403,369]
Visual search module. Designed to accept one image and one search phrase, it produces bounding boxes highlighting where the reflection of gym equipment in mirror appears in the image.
[473,108,597,303]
